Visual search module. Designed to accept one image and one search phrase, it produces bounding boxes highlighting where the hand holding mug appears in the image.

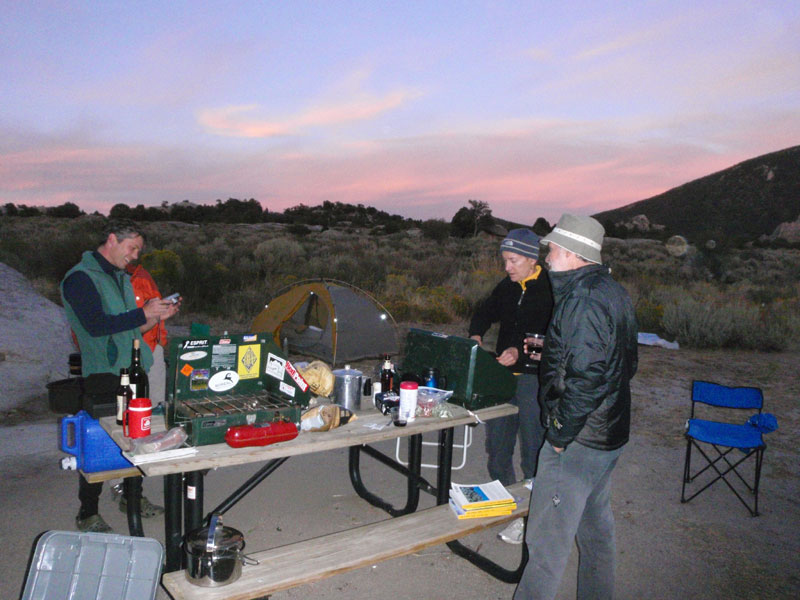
[523,333,545,363]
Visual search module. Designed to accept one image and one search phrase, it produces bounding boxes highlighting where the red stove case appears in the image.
[224,421,299,448]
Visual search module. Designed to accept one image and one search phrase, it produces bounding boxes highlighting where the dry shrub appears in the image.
[254,237,305,275]
[662,296,791,350]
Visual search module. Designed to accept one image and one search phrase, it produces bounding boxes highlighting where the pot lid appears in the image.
[185,524,244,554]
[332,366,362,377]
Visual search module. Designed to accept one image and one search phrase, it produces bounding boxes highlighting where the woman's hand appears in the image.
[496,346,519,366]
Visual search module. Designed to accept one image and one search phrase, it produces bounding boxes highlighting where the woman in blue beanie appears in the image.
[469,228,553,544]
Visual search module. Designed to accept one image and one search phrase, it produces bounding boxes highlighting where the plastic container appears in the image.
[399,381,419,423]
[21,530,163,600]
[416,387,453,417]
[60,410,133,472]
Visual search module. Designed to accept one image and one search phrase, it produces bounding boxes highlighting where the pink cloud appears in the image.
[197,88,421,138]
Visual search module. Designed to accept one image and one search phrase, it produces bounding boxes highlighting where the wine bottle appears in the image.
[116,368,133,426]
[380,354,394,395]
[129,339,150,399]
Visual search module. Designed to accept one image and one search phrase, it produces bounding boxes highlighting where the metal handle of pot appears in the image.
[206,513,222,553]
[240,552,260,566]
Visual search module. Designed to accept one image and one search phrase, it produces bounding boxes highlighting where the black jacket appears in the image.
[468,267,553,375]
[540,264,638,450]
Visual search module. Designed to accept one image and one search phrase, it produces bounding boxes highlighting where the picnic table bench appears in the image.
[161,480,530,600]
[97,403,527,597]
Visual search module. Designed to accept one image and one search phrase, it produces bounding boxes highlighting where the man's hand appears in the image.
[142,298,180,332]
[496,346,519,367]
[470,334,483,346]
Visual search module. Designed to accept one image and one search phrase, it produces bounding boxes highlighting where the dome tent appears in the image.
[251,279,399,366]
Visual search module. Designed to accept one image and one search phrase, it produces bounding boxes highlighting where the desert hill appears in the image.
[593,145,800,244]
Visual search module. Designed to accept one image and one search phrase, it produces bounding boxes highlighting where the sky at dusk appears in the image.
[2,1,799,224]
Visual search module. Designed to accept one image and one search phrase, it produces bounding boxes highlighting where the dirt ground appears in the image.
[2,345,799,599]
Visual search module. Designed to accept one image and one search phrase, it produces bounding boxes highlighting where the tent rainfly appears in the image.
[251,279,399,366]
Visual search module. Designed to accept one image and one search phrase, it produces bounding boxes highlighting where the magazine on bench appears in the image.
[449,479,517,511]
[448,498,515,519]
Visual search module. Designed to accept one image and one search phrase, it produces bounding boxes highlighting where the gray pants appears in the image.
[514,441,623,600]
[485,373,544,485]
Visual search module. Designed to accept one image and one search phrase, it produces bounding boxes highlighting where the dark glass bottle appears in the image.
[380,354,395,394]
[129,339,150,399]
[116,368,133,426]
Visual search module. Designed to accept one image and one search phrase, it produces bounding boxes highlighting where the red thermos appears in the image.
[225,421,299,448]
[123,397,152,438]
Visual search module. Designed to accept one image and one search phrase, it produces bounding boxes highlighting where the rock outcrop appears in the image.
[770,215,800,244]
[0,263,73,411]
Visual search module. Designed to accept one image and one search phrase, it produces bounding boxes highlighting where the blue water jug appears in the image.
[60,410,133,472]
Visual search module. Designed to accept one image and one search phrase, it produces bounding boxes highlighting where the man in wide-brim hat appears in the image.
[514,214,638,600]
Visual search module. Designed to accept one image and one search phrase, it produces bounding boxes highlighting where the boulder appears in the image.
[771,215,800,244]
[0,263,73,411]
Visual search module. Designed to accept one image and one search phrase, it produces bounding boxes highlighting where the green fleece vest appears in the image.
[61,251,153,376]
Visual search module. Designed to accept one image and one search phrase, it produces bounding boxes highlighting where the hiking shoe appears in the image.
[76,514,114,533]
[118,494,165,518]
[498,518,525,545]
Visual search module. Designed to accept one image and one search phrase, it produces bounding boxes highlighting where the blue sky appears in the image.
[2,1,798,223]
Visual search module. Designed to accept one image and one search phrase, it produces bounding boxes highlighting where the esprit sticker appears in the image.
[208,370,239,392]
[181,364,194,377]
[180,350,207,361]
[265,353,286,380]
[182,339,209,349]
[279,381,296,397]
[285,360,309,392]
[237,344,261,380]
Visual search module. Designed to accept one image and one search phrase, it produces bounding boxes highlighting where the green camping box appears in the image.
[166,332,311,446]
[400,328,517,410]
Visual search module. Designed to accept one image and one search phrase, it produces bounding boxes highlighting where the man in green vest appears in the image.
[61,219,179,533]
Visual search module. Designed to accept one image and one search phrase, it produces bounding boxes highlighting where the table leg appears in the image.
[184,470,204,533]
[348,434,426,517]
[438,426,528,583]
[163,473,183,572]
[123,477,144,537]
[209,457,289,517]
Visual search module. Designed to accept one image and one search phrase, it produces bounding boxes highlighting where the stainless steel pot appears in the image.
[184,514,253,587]
[332,365,362,411]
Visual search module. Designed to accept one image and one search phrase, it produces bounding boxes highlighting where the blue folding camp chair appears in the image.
[681,380,767,516]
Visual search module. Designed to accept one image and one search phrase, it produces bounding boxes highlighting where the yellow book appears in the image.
[450,480,516,510]
[449,499,514,519]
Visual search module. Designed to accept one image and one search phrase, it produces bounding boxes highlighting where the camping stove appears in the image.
[167,333,311,446]
[173,391,302,446]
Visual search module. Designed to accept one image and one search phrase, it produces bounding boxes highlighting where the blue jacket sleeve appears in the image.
[62,271,146,337]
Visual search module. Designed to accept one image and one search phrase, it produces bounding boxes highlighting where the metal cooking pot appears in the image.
[184,514,255,587]
[332,365,362,411]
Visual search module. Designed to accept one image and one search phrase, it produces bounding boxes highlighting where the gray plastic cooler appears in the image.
[21,531,163,600]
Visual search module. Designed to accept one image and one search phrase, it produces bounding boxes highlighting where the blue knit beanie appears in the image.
[500,228,540,259]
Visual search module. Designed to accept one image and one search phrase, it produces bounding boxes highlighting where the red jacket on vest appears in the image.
[126,264,167,351]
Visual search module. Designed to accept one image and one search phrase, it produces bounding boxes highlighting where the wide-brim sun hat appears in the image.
[540,214,605,264]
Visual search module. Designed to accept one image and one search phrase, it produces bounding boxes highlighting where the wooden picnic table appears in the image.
[98,402,527,597]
